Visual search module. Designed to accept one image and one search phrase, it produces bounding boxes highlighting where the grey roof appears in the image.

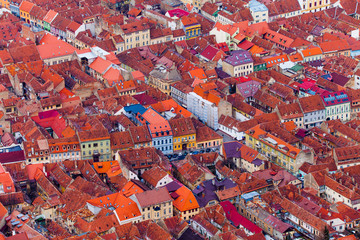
[150,65,182,81]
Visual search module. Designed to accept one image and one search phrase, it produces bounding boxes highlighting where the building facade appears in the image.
[321,91,351,121]
[222,50,254,77]
[248,0,268,23]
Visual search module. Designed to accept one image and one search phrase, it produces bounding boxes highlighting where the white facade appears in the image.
[324,103,351,121]
[171,85,188,107]
[50,151,81,163]
[303,109,325,129]
[209,28,231,47]
[325,218,345,232]
[190,219,218,239]
[187,92,219,130]
[248,0,268,23]
[154,175,173,188]
[218,124,244,140]
[66,24,85,44]
[354,74,360,90]
[302,53,323,63]
[325,185,360,210]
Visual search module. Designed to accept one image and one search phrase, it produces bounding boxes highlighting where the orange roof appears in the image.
[103,68,123,86]
[264,54,289,68]
[87,192,141,222]
[181,16,199,26]
[284,121,297,132]
[114,194,141,221]
[25,164,44,181]
[189,69,207,79]
[207,91,221,105]
[131,70,145,82]
[0,172,14,193]
[66,21,81,33]
[19,1,34,13]
[186,3,194,12]
[193,82,222,106]
[301,47,322,57]
[264,30,294,48]
[173,186,199,212]
[249,45,265,55]
[128,8,141,17]
[33,168,45,181]
[245,124,301,158]
[93,161,122,177]
[151,99,192,118]
[234,33,246,42]
[116,80,136,93]
[61,126,76,138]
[76,48,92,55]
[319,39,351,53]
[0,202,7,219]
[338,235,357,240]
[105,52,121,65]
[59,88,75,98]
[289,52,303,62]
[213,22,239,36]
[120,181,144,198]
[43,10,58,23]
[89,57,112,74]
[37,34,77,59]
[191,77,205,87]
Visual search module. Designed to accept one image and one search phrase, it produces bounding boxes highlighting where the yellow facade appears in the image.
[245,133,298,173]
[20,8,32,24]
[184,24,201,40]
[179,208,199,221]
[173,133,196,151]
[302,0,331,13]
[196,138,223,150]
[0,0,9,9]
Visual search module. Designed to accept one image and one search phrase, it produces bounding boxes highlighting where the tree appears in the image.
[323,226,330,240]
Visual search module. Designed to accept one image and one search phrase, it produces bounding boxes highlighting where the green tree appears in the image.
[323,226,330,240]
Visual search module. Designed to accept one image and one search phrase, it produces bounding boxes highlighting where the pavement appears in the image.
[216,130,236,143]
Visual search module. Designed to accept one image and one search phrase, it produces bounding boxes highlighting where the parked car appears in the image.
[178,155,186,160]
[200,149,205,153]
[206,148,211,152]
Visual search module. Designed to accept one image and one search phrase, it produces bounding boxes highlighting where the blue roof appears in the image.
[248,0,268,12]
[241,191,260,200]
[124,104,147,115]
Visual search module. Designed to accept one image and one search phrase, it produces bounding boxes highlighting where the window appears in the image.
[93,143,98,147]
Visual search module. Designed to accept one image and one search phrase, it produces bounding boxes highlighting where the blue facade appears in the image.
[152,134,173,154]
[351,49,360,58]
[9,4,20,18]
